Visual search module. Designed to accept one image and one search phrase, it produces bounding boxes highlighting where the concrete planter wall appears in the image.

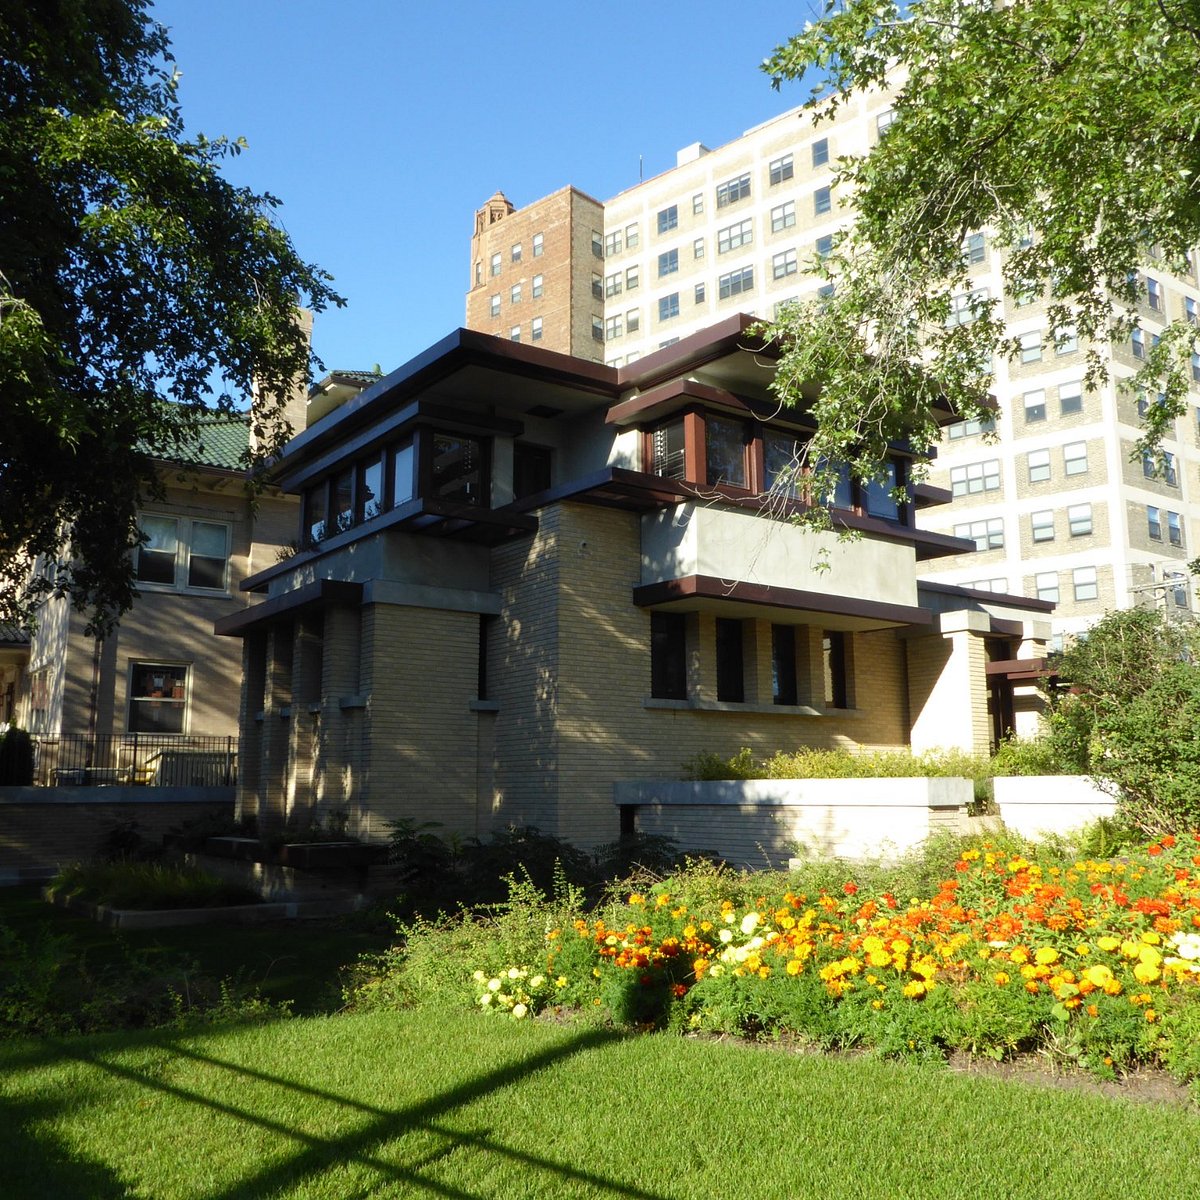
[993,775,1117,839]
[615,777,972,868]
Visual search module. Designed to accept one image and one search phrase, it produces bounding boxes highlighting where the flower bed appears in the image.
[470,835,1200,1081]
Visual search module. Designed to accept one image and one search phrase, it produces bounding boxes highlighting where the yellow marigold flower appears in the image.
[993,971,1010,986]
[1138,946,1163,967]
[890,938,911,953]
[656,893,671,907]
[872,999,885,1010]
[1133,961,1160,984]
[1009,946,1030,964]
[786,959,804,976]
[1020,964,1040,979]
[758,966,771,979]
[1121,940,1141,959]
[962,848,981,861]
[1103,978,1123,996]
[1025,980,1040,994]
[902,980,928,999]
[700,921,713,932]
[555,976,567,988]
[867,950,891,968]
[1140,930,1161,945]
[683,925,697,940]
[628,894,645,906]
[862,935,885,954]
[1096,936,1120,953]
[1145,1009,1158,1023]
[1083,965,1114,988]
[1035,946,1060,965]
[1075,944,1091,957]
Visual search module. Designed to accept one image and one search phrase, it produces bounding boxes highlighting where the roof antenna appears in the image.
[639,154,643,182]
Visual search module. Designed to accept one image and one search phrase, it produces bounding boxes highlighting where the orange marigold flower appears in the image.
[843,881,859,896]
[1025,980,1040,994]
[1162,835,1177,849]
[1148,844,1163,856]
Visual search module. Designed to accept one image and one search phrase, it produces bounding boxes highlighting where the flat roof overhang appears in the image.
[633,574,932,633]
[986,657,1054,683]
[214,580,364,638]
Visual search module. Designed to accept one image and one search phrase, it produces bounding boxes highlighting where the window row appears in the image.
[651,612,849,708]
[1016,326,1080,364]
[1027,442,1089,483]
[1030,504,1093,543]
[1147,505,1184,546]
[506,317,544,343]
[604,224,642,257]
[604,309,642,340]
[488,275,544,316]
[1033,567,1100,604]
[1022,381,1083,422]
[484,232,544,279]
[1142,449,1178,486]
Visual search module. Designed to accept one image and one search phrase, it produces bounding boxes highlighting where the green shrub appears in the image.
[47,861,260,910]
[682,747,761,780]
[0,726,34,785]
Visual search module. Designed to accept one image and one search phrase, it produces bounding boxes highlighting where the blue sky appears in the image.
[150,1,818,376]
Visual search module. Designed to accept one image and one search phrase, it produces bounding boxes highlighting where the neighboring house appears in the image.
[466,90,1200,645]
[0,624,28,726]
[216,316,1051,848]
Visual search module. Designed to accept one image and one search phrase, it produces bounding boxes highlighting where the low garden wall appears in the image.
[615,777,972,868]
[0,787,234,883]
[992,775,1117,839]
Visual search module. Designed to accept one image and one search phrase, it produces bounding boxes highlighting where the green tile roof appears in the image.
[154,415,251,472]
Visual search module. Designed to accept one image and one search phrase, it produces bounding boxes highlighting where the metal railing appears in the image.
[27,734,238,788]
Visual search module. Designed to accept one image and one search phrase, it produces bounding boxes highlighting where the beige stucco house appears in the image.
[215,316,1052,848]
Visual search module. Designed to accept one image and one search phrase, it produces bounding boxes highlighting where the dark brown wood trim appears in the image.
[684,410,706,484]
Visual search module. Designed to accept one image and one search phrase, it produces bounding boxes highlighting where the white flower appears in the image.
[722,911,735,924]
[1168,931,1200,960]
[507,967,524,979]
[487,978,502,992]
[472,970,487,983]
[478,993,493,1006]
[512,1003,528,1019]
[740,912,761,936]
[718,927,734,944]
[529,975,545,989]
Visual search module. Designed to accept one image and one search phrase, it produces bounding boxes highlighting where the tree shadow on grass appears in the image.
[47,1022,669,1200]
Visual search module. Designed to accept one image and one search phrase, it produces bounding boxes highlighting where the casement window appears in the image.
[816,234,834,260]
[772,249,798,279]
[955,518,1004,551]
[718,219,754,254]
[1073,566,1099,602]
[1186,296,1198,324]
[1030,510,1054,543]
[864,459,903,520]
[769,154,794,185]
[718,266,754,299]
[876,110,897,136]
[1143,449,1177,484]
[605,314,623,341]
[658,249,679,277]
[764,430,805,498]
[1132,329,1146,360]
[510,283,521,304]
[811,138,829,168]
[591,316,604,341]
[658,293,680,321]
[1035,572,1059,603]
[1148,505,1163,541]
[604,231,622,257]
[651,612,687,700]
[592,274,603,300]
[705,416,748,488]
[357,455,384,523]
[657,205,678,234]
[1059,381,1083,415]
[715,618,745,703]
[693,237,705,260]
[509,325,521,343]
[591,231,603,258]
[649,419,686,480]
[770,201,796,233]
[1023,390,1046,422]
[950,459,1000,496]
[771,624,797,705]
[605,272,623,298]
[136,515,230,592]
[1027,449,1051,483]
[716,172,751,207]
[626,265,639,291]
[813,186,832,215]
[1147,278,1162,311]
[128,661,189,733]
[1063,441,1088,476]
[1067,504,1093,537]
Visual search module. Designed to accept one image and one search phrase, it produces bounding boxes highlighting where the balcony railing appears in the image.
[26,734,237,788]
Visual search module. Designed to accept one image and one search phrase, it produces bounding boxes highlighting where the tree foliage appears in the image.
[0,0,342,633]
[760,0,1200,504]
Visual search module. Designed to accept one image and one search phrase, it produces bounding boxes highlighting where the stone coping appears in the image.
[44,888,362,929]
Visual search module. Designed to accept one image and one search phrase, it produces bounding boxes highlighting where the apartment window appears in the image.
[1059,381,1083,415]
[1027,449,1051,483]
[489,294,501,318]
[1068,504,1093,536]
[813,186,832,215]
[592,230,603,258]
[658,248,679,277]
[650,612,687,700]
[532,232,543,257]
[771,201,796,232]
[532,274,543,299]
[509,325,521,343]
[1065,442,1087,475]
[693,192,704,215]
[626,223,640,249]
[1166,571,1190,607]
[1186,296,1198,324]
[764,430,805,497]
[1055,325,1079,354]
[357,455,384,523]
[604,231,622,257]
[605,272,622,298]
[650,418,686,480]
[823,632,848,708]
[626,265,639,290]
[1030,510,1054,543]
[1166,451,1178,485]
[715,618,745,703]
[592,273,603,300]
[1035,572,1059,603]
[627,308,640,333]
[718,218,754,254]
[773,249,798,279]
[1169,511,1183,547]
[1018,330,1043,363]
[693,237,705,260]
[474,261,482,287]
[963,233,985,264]
[657,205,678,234]
[811,138,829,167]
[1132,329,1146,360]
[694,283,706,303]
[591,316,604,341]
[950,459,1000,496]
[816,234,834,260]
[1148,504,1163,540]
[967,578,1009,594]
[605,314,623,341]
[876,109,897,136]
[1023,389,1046,422]
[1144,449,1178,485]
[658,293,680,321]
[945,414,995,439]
[626,351,640,364]
[1147,278,1162,311]
[947,288,988,327]
[510,283,521,304]
[706,416,748,488]
[490,252,501,277]
[511,243,522,264]
[531,316,543,342]
[716,172,751,207]
[769,154,794,185]
[1073,566,1098,602]
[955,517,1004,551]
[771,624,798,705]
[1191,351,1200,382]
[718,266,754,299]
[128,662,189,734]
[136,515,229,591]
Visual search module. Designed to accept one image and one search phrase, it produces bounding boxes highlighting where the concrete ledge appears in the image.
[993,775,1117,838]
[0,786,235,805]
[44,889,361,929]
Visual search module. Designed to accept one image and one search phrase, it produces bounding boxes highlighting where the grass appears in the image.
[1,1006,1197,1199]
[47,860,260,910]
[0,886,391,1015]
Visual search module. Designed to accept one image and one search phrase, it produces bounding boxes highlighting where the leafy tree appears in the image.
[760,0,1200,506]
[0,0,341,633]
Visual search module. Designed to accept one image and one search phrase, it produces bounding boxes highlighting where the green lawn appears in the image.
[2,1006,1197,1200]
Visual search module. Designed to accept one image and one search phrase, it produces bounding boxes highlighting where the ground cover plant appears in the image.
[1,1006,1197,1200]
[349,832,1200,1092]
[46,861,261,911]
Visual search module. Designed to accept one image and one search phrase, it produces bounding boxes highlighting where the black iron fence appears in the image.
[26,734,238,788]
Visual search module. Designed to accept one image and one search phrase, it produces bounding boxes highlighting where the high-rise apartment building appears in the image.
[466,92,1200,642]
